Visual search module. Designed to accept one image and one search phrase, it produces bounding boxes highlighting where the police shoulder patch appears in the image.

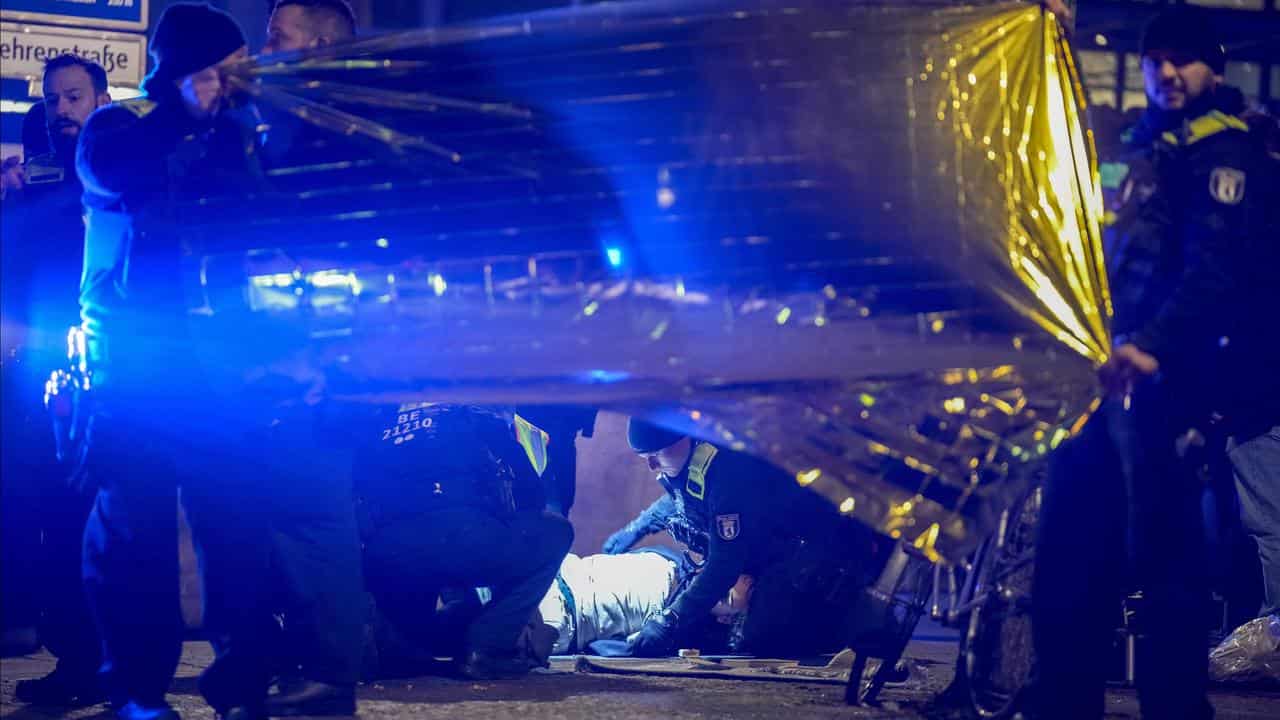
[715,513,741,541]
[118,97,158,119]
[1208,166,1246,206]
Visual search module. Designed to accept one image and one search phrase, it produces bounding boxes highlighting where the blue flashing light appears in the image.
[605,246,623,268]
[585,369,630,384]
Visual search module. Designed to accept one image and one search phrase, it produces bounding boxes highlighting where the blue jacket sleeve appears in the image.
[627,493,678,537]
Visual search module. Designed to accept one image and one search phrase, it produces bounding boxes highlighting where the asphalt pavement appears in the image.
[3,640,1279,719]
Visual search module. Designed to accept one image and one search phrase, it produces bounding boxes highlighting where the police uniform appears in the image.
[355,404,573,669]
[78,99,284,716]
[627,438,872,657]
[80,97,366,711]
[1106,89,1279,427]
[1032,15,1278,715]
[74,6,367,718]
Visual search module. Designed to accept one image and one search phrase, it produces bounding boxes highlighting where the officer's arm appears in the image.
[604,493,676,553]
[76,102,192,202]
[1132,148,1257,359]
[633,493,678,535]
[669,480,754,624]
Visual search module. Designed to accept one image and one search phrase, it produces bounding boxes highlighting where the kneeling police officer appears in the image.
[355,404,572,679]
[612,419,874,657]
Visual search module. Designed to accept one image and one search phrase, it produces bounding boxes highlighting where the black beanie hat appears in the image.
[627,418,686,454]
[143,3,246,93]
[1141,7,1226,74]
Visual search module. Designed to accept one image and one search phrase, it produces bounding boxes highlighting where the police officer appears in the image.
[76,5,312,719]
[616,419,872,657]
[1032,8,1278,720]
[0,54,112,707]
[355,404,573,680]
[256,0,358,172]
[209,3,368,715]
[262,0,356,54]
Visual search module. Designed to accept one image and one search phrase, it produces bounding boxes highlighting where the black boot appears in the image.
[457,649,538,681]
[264,679,355,717]
[15,664,105,707]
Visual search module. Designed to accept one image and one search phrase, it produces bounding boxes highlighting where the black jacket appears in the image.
[353,404,544,530]
[655,442,854,632]
[75,94,263,368]
[1108,87,1279,431]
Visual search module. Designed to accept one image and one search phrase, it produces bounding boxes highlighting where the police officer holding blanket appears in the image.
[75,5,365,719]
[1032,7,1278,720]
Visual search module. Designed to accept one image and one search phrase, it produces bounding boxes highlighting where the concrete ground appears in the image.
[4,640,1279,719]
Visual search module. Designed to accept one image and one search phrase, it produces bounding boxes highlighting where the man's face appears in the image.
[263,5,319,54]
[1142,51,1218,111]
[43,65,109,145]
[176,46,249,119]
[638,436,693,478]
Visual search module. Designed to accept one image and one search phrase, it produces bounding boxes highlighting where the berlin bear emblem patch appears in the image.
[1208,167,1246,206]
[715,514,741,541]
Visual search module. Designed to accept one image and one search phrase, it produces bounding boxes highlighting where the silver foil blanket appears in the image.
[175,0,1107,562]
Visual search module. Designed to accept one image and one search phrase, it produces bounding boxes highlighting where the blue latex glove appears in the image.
[602,527,641,555]
[628,613,678,657]
[586,639,632,657]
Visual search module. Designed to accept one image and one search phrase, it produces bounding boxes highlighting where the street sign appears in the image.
[0,23,146,87]
[1,0,149,33]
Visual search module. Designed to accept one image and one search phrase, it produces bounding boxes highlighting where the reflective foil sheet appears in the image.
[185,0,1108,562]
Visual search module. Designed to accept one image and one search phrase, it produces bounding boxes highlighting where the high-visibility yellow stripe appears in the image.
[1160,110,1248,147]
[685,442,717,500]
[513,414,550,477]
[119,97,158,118]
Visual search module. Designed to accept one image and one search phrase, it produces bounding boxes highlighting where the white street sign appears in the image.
[1,22,145,88]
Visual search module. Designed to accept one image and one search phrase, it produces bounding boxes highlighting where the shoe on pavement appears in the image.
[457,649,538,681]
[15,665,105,707]
[264,678,355,716]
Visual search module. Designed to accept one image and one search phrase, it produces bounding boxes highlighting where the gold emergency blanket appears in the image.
[198,0,1109,562]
